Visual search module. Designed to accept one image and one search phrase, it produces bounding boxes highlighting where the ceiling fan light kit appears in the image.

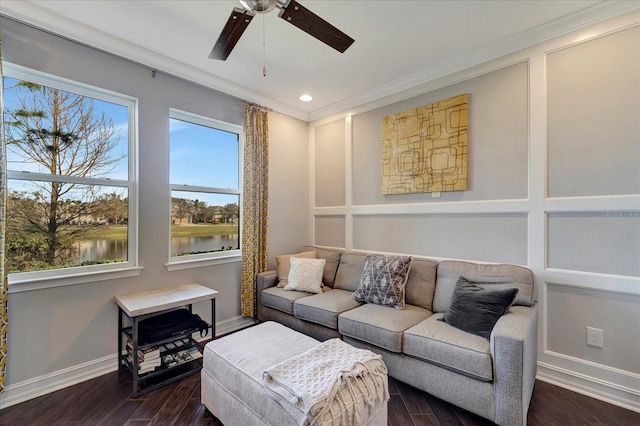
[210,0,355,61]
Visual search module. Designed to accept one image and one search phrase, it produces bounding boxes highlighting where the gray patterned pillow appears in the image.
[352,254,413,309]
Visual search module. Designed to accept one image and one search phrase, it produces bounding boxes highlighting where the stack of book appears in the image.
[162,346,202,368]
[158,337,191,352]
[127,341,161,375]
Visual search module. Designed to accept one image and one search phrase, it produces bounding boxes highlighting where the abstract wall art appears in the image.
[381,93,468,195]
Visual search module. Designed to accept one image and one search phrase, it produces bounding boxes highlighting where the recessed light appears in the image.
[299,94,313,102]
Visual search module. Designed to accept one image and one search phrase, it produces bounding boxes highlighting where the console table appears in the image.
[115,282,218,396]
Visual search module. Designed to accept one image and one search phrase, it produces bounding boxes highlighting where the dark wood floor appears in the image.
[1,367,639,426]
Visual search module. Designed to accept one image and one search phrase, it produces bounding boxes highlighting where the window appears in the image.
[3,63,138,287]
[168,109,241,265]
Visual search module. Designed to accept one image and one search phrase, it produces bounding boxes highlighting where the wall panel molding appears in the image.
[541,280,640,405]
[545,195,640,212]
[350,199,531,215]
[544,271,640,295]
[309,11,640,411]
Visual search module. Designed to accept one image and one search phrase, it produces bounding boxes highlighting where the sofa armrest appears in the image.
[490,304,538,426]
[256,270,278,321]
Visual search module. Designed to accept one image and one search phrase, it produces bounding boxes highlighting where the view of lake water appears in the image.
[75,234,239,262]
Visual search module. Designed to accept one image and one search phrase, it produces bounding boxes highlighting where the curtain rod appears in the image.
[244,101,273,111]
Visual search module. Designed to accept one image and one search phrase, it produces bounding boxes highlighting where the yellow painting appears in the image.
[382,93,468,194]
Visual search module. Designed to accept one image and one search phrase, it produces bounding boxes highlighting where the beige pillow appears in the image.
[284,257,326,294]
[276,250,317,287]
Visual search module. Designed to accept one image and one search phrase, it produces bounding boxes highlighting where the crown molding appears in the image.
[0,1,310,122]
[2,1,637,123]
[307,1,640,122]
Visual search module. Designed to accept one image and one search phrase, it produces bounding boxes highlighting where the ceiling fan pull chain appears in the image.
[262,13,267,77]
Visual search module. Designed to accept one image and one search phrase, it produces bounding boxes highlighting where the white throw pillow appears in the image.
[284,257,326,294]
[275,250,317,288]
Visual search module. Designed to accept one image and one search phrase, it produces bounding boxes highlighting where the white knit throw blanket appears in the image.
[263,338,389,426]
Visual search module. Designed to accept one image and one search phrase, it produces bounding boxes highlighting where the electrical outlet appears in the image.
[587,327,604,348]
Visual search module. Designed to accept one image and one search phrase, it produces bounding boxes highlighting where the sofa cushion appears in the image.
[276,250,317,288]
[405,258,438,311]
[353,254,412,309]
[262,286,314,316]
[284,257,326,294]
[333,253,367,292]
[442,276,518,339]
[403,313,493,382]
[293,288,361,329]
[305,246,343,288]
[338,303,431,353]
[433,260,536,312]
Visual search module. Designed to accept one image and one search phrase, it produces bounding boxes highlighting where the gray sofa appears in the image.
[256,247,538,426]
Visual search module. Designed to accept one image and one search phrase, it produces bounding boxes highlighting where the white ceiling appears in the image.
[1,1,637,121]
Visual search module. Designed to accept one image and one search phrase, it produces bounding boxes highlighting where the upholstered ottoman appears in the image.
[201,321,388,426]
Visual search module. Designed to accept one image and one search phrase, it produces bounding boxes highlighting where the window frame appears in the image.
[166,108,242,270]
[4,63,141,292]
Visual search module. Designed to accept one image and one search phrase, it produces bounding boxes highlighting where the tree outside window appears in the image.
[3,69,134,275]
[169,109,241,260]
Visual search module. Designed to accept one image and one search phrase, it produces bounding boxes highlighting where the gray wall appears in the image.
[547,212,640,277]
[353,214,528,264]
[315,61,531,265]
[315,216,346,248]
[315,120,346,207]
[547,27,640,198]
[267,110,310,269]
[542,25,640,383]
[546,284,640,374]
[1,18,309,388]
[352,62,529,206]
[311,20,640,406]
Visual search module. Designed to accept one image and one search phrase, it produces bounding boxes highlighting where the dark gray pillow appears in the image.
[442,276,518,339]
[352,254,412,309]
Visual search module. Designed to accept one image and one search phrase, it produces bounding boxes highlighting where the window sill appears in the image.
[8,266,144,293]
[165,254,242,271]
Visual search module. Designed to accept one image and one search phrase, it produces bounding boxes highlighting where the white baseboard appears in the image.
[215,315,258,336]
[0,353,118,410]
[537,362,640,413]
[6,318,636,414]
[0,316,256,409]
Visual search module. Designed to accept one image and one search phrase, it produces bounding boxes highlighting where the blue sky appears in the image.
[4,76,129,179]
[170,117,240,208]
[169,119,239,185]
[4,76,240,209]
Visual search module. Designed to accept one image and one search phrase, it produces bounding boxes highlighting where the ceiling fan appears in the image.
[209,0,355,60]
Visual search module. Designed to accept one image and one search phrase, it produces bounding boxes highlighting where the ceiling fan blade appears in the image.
[279,0,354,53]
[209,7,255,60]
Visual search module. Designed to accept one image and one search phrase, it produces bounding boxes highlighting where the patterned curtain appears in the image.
[240,103,269,317]
[0,34,8,393]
